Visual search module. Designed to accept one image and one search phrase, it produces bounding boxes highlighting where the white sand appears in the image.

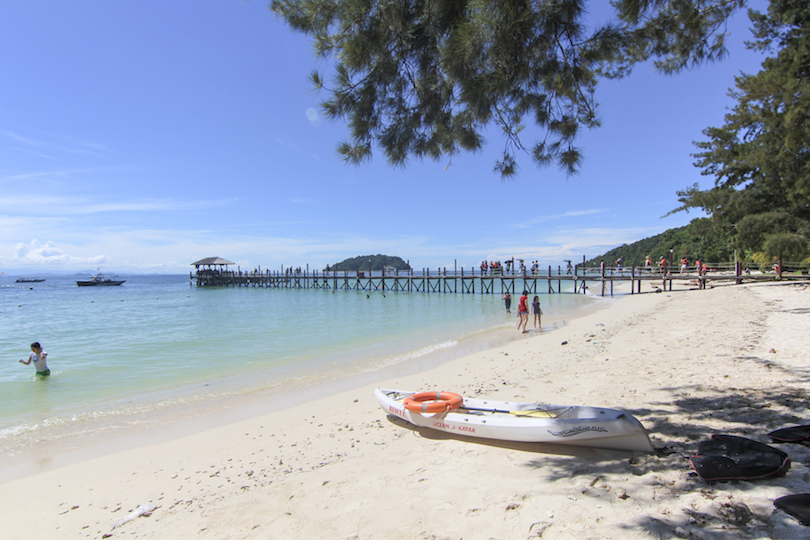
[2,281,810,539]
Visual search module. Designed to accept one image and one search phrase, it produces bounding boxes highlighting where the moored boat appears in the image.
[374,388,654,453]
[76,273,125,286]
[16,277,45,283]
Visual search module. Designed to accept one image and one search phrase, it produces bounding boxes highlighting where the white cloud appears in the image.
[12,239,107,267]
[545,226,654,248]
[2,130,109,159]
[0,195,236,215]
[2,131,44,146]
[512,208,607,229]
[562,209,605,217]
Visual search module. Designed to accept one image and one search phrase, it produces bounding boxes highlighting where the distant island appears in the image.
[329,254,410,272]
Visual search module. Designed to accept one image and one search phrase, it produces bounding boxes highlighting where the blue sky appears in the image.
[1,1,769,274]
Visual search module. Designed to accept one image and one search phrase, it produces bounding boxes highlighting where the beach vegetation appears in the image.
[582,221,735,268]
[270,0,746,178]
[672,0,810,263]
[591,1,809,268]
[762,232,809,262]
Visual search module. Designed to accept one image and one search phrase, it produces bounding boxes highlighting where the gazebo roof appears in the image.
[191,257,235,266]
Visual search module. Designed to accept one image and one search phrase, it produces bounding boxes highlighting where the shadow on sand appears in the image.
[386,381,810,539]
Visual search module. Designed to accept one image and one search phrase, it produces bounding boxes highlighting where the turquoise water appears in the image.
[0,274,599,455]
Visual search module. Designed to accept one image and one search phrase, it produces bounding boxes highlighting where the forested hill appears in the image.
[331,255,411,271]
[582,219,735,268]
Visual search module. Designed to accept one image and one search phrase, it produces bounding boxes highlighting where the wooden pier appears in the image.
[190,258,808,296]
[193,267,586,295]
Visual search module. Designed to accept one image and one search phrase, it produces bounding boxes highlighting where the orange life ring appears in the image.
[404,391,463,414]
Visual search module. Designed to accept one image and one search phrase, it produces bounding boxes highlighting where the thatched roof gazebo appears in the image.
[190,257,235,270]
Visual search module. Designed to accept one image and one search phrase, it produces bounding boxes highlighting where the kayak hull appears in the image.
[374,388,654,453]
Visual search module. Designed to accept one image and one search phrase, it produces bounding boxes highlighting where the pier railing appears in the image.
[192,265,587,295]
[191,258,808,296]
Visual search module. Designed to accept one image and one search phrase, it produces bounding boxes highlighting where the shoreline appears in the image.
[0,290,610,484]
[4,281,809,538]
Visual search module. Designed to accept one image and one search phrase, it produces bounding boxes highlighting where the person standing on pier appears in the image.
[503,291,512,314]
[517,291,529,333]
[532,296,543,329]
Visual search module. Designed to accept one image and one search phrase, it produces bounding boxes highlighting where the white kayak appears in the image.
[374,388,654,453]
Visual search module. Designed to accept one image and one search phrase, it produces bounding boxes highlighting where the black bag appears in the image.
[768,425,810,445]
[689,434,790,482]
[775,494,810,526]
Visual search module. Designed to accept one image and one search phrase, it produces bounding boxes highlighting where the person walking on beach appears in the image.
[532,296,543,329]
[503,291,512,314]
[19,342,49,377]
[517,291,529,333]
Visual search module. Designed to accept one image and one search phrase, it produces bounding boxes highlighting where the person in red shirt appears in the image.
[517,291,529,333]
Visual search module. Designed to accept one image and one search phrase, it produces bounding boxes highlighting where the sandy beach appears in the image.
[3,281,810,539]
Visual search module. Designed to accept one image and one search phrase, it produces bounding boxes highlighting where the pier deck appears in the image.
[191,263,808,296]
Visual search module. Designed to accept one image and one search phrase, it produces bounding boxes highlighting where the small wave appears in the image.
[584,289,615,301]
[370,340,459,369]
[0,423,39,439]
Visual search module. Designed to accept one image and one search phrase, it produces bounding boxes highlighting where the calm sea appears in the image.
[0,273,601,463]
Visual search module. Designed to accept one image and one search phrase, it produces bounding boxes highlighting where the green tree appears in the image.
[582,220,735,268]
[271,0,745,177]
[673,0,810,262]
[763,232,809,260]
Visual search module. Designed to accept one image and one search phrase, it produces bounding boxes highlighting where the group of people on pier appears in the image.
[604,256,709,276]
[598,256,713,277]
[644,256,708,275]
[480,259,549,276]
[480,260,508,275]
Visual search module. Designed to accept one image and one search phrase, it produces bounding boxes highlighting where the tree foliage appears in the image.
[271,0,744,177]
[582,220,736,268]
[673,0,810,262]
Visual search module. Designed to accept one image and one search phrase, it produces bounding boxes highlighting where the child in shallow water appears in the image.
[19,342,49,376]
[532,296,543,329]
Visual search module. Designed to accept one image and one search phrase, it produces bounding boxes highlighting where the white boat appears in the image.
[374,388,654,453]
[76,273,125,286]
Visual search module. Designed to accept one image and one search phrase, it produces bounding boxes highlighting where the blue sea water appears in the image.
[0,273,600,460]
